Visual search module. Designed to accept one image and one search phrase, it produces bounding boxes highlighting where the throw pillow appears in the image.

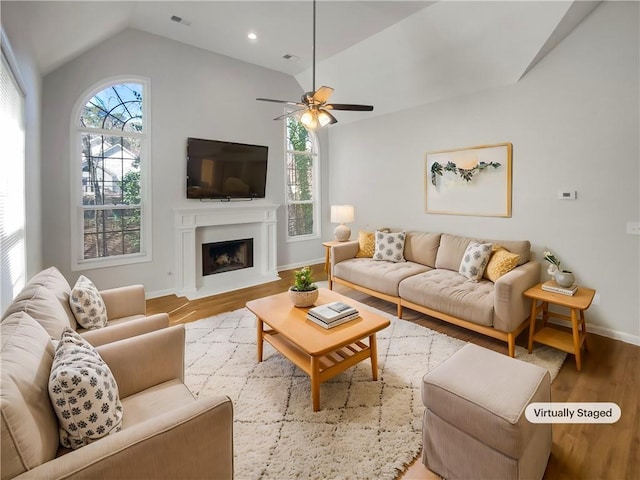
[459,242,493,281]
[70,275,107,329]
[484,247,520,282]
[355,231,375,258]
[49,328,123,450]
[373,231,406,263]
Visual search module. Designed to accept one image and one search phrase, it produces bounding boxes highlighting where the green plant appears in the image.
[430,160,501,186]
[544,250,571,273]
[292,266,316,292]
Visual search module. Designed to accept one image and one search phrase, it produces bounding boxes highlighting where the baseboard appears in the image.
[548,318,640,346]
[145,288,177,299]
[277,257,325,272]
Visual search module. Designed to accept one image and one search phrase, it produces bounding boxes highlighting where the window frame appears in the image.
[69,75,152,271]
[283,113,321,243]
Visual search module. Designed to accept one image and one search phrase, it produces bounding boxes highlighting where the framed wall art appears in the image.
[425,142,512,217]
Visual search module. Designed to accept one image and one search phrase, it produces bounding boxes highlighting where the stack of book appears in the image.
[307,302,359,329]
[541,280,578,296]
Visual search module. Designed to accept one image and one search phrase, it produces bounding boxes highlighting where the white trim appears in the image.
[69,76,152,271]
[548,318,640,346]
[0,29,26,95]
[278,257,325,272]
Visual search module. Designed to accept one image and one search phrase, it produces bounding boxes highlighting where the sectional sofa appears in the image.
[330,232,541,356]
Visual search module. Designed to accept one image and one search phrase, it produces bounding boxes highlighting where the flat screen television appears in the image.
[186,137,268,200]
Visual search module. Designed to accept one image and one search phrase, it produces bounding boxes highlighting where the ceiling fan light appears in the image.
[318,110,332,127]
[300,109,318,129]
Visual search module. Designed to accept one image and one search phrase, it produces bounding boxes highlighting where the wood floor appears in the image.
[146,264,639,480]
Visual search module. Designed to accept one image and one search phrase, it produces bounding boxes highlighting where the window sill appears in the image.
[71,252,152,272]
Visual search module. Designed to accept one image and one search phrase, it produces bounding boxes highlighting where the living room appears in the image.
[1,1,638,479]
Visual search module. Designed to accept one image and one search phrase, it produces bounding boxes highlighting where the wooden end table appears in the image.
[322,240,342,289]
[524,283,596,371]
[246,288,390,411]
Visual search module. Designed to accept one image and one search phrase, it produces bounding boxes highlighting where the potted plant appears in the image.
[543,250,575,287]
[288,266,319,307]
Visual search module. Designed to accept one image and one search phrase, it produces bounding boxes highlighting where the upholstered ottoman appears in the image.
[422,343,551,480]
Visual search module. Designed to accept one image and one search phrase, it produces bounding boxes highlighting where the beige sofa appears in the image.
[331,232,540,356]
[1,267,169,347]
[1,312,234,479]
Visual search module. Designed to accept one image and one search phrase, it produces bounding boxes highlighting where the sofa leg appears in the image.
[397,303,403,319]
[507,334,515,357]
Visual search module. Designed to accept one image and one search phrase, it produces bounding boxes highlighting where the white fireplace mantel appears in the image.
[174,203,279,299]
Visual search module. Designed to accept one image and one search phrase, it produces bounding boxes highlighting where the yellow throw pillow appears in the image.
[355,231,375,258]
[485,247,520,282]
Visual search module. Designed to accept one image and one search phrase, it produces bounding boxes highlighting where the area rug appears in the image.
[184,306,566,480]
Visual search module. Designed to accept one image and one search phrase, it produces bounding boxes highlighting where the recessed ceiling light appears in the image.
[248,32,258,40]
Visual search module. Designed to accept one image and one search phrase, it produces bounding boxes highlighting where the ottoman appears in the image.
[422,343,551,480]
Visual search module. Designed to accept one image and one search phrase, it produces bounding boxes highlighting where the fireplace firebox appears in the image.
[202,238,254,276]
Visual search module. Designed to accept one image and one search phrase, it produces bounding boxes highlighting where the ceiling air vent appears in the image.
[170,15,191,26]
[282,53,300,62]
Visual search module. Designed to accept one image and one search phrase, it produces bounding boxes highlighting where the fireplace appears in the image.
[202,238,254,276]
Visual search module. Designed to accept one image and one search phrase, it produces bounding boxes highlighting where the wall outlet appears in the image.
[592,293,600,305]
[627,221,640,235]
[558,190,577,200]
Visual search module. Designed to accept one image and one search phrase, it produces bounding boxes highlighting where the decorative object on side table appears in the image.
[543,250,575,288]
[331,205,355,241]
[288,266,319,307]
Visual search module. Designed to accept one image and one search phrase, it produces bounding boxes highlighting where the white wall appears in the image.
[41,28,325,296]
[1,9,43,279]
[327,2,640,342]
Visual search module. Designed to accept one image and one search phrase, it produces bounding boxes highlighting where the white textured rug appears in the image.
[184,307,566,480]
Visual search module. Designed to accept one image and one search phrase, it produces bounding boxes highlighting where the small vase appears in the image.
[553,271,575,288]
[288,287,319,308]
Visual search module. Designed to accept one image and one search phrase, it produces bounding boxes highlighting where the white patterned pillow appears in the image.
[373,231,406,263]
[459,242,493,281]
[70,275,107,329]
[49,328,123,450]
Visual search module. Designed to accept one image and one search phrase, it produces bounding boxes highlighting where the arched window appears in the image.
[285,116,320,240]
[71,78,151,269]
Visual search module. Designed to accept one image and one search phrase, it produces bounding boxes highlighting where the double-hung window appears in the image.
[71,78,151,269]
[285,116,320,240]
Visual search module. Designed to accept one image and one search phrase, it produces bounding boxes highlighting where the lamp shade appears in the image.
[330,205,354,224]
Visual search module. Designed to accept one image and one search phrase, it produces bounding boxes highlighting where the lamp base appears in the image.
[334,224,351,242]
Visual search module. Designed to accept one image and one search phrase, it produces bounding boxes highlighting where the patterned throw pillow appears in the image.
[484,247,520,282]
[70,275,107,329]
[355,231,375,258]
[373,231,406,263]
[459,242,493,281]
[49,328,123,450]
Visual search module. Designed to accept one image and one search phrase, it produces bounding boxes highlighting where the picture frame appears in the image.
[425,142,512,217]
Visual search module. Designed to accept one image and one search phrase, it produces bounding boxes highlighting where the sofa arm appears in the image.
[493,261,541,333]
[15,395,234,480]
[100,285,146,319]
[96,325,185,398]
[80,313,170,347]
[331,240,359,266]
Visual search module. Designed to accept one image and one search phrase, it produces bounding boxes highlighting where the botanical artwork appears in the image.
[425,143,512,217]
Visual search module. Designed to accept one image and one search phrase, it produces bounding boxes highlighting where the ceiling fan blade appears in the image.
[273,109,306,121]
[256,98,305,107]
[326,103,374,111]
[311,86,334,104]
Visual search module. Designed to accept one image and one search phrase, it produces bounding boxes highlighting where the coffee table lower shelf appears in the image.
[263,329,375,411]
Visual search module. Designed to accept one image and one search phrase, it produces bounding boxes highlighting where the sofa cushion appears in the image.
[404,232,441,268]
[70,275,108,329]
[434,234,473,271]
[49,328,123,450]
[355,231,375,258]
[481,239,531,266]
[399,269,495,326]
[1,312,59,479]
[333,258,430,297]
[373,231,406,263]
[1,266,77,335]
[459,242,493,282]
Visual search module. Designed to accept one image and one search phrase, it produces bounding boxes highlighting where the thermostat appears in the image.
[558,190,577,200]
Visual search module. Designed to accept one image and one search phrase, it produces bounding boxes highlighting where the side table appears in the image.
[524,283,596,371]
[322,240,341,289]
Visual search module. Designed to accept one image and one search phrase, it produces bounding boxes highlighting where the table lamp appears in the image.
[331,205,354,241]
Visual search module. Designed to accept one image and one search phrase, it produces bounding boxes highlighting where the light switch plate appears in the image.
[627,221,640,235]
[558,190,577,200]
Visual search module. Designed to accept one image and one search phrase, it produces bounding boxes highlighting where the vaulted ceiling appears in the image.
[2,1,601,122]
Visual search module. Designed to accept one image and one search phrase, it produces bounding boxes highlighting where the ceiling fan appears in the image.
[256,0,374,129]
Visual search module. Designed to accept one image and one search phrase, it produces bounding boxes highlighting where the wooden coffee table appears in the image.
[246,288,390,411]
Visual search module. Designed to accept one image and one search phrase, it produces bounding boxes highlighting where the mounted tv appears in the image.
[186,137,268,200]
